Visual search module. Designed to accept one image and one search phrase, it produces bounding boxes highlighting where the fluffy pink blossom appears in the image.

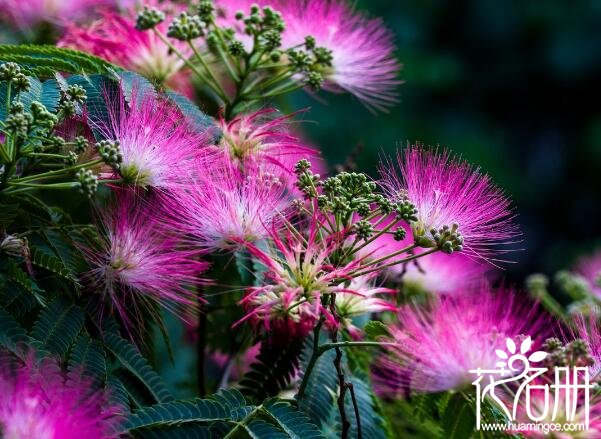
[574,250,601,298]
[374,287,549,394]
[237,217,373,337]
[168,163,292,252]
[81,191,207,329]
[94,88,212,190]
[572,315,601,381]
[59,1,192,95]
[399,252,491,295]
[0,0,115,33]
[215,0,399,111]
[355,218,491,293]
[380,146,519,262]
[334,275,397,338]
[0,355,118,439]
[279,0,400,112]
[216,109,320,176]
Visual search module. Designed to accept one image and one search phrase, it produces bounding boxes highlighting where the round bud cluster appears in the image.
[197,1,215,22]
[295,159,320,199]
[58,85,87,118]
[4,110,32,138]
[74,136,89,153]
[136,6,165,30]
[76,169,98,198]
[167,12,205,41]
[96,140,123,169]
[0,62,30,92]
[430,223,464,254]
[64,151,78,166]
[286,42,334,91]
[228,40,245,57]
[30,101,58,131]
[394,199,418,222]
[354,220,374,240]
[555,270,591,301]
[233,5,285,60]
[393,227,407,241]
[542,337,595,371]
[66,84,87,104]
[45,135,66,149]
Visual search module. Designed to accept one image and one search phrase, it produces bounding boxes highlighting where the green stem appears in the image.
[151,28,226,103]
[27,152,68,159]
[188,41,229,101]
[10,158,103,183]
[351,247,438,278]
[223,406,262,439]
[210,23,240,82]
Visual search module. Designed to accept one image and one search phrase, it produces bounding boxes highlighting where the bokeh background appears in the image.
[289,0,601,283]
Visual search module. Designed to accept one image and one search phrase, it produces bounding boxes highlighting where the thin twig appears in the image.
[347,382,362,439]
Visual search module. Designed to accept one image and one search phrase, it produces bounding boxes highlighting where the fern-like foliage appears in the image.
[67,333,107,388]
[239,337,303,403]
[0,308,28,356]
[31,298,84,358]
[263,399,325,439]
[297,336,338,428]
[104,331,174,404]
[0,45,118,76]
[122,389,249,432]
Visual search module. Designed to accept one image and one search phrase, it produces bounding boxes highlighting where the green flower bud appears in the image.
[228,40,245,56]
[167,12,204,41]
[304,36,316,50]
[270,50,282,62]
[354,220,374,240]
[261,29,281,50]
[64,151,78,166]
[66,84,87,104]
[12,73,30,92]
[5,112,32,137]
[314,46,334,67]
[294,159,312,174]
[0,62,21,81]
[136,6,165,30]
[394,227,407,241]
[74,136,88,153]
[198,0,215,21]
[96,139,123,169]
[76,168,99,198]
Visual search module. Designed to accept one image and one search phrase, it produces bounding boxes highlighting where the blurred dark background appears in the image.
[291,0,601,283]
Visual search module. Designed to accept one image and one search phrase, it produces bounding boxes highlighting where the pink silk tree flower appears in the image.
[399,251,491,295]
[0,355,119,439]
[59,1,193,95]
[574,250,601,299]
[374,287,549,395]
[80,190,207,331]
[216,109,320,176]
[572,314,601,380]
[168,163,293,252]
[0,0,115,34]
[276,0,400,112]
[379,146,519,262]
[215,0,400,111]
[93,87,213,190]
[235,216,375,337]
[334,275,397,338]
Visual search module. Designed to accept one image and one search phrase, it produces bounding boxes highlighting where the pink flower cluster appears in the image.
[0,355,119,438]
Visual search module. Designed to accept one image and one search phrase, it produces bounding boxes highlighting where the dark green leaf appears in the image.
[104,331,174,403]
[31,298,85,358]
[263,399,325,439]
